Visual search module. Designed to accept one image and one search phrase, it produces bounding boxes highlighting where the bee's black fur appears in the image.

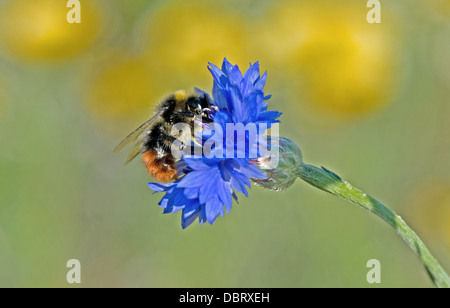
[141,92,212,155]
[115,90,215,182]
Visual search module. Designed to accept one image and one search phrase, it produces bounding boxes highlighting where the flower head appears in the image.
[203,59,280,126]
[251,136,303,191]
[149,58,281,228]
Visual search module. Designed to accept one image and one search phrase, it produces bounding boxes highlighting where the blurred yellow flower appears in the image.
[84,1,257,133]
[140,0,251,90]
[407,181,450,250]
[0,0,104,62]
[85,51,163,125]
[255,1,400,120]
[427,0,450,19]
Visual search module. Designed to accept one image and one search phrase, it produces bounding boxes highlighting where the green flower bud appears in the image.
[251,136,303,191]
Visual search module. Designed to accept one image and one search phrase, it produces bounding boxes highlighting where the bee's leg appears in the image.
[156,129,187,152]
[170,111,213,124]
[199,94,217,122]
[162,133,212,158]
[160,137,211,159]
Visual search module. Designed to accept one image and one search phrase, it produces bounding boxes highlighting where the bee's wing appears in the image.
[113,108,165,164]
[122,143,143,165]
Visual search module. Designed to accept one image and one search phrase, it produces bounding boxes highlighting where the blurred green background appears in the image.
[0,0,449,288]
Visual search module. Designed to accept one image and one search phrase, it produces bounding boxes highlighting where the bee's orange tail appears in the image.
[142,149,177,183]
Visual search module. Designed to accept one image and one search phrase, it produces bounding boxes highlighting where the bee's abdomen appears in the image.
[142,149,177,183]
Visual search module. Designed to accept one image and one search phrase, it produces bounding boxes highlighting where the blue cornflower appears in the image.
[148,58,281,228]
[201,58,281,126]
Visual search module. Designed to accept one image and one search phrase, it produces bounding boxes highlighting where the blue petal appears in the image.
[229,169,250,197]
[213,111,232,129]
[257,110,282,122]
[212,81,228,110]
[208,62,225,84]
[217,181,232,213]
[194,87,213,102]
[183,158,211,170]
[159,197,169,209]
[238,162,267,179]
[243,62,260,85]
[229,65,243,87]
[199,170,220,204]
[224,158,241,170]
[163,206,173,214]
[232,192,239,203]
[221,58,233,74]
[181,207,200,229]
[205,196,222,224]
[241,91,263,122]
[228,85,244,122]
[178,171,211,188]
[172,189,189,207]
[148,182,174,192]
[254,70,267,91]
[171,205,185,213]
[183,187,199,199]
[218,161,233,181]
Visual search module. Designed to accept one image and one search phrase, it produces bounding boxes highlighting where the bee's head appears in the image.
[186,95,215,123]
[186,97,203,115]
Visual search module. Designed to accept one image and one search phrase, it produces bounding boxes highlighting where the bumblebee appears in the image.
[114,90,213,182]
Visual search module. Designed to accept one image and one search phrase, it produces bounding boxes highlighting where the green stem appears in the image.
[297,163,450,288]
